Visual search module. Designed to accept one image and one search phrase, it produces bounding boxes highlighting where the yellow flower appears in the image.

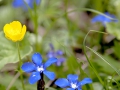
[3,21,26,42]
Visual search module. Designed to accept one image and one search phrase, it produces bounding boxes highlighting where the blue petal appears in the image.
[67,74,78,82]
[105,12,117,20]
[49,43,54,50]
[32,53,43,66]
[12,0,24,7]
[12,0,41,10]
[91,15,104,23]
[55,78,69,88]
[26,0,34,8]
[55,60,62,66]
[21,62,35,72]
[29,72,41,84]
[78,78,92,86]
[36,0,41,5]
[56,57,66,66]
[44,58,57,68]
[78,88,82,90]
[91,12,118,25]
[56,50,64,55]
[25,0,40,8]
[47,51,55,58]
[43,70,55,80]
[66,88,74,90]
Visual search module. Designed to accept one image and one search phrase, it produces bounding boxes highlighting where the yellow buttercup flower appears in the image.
[3,21,26,42]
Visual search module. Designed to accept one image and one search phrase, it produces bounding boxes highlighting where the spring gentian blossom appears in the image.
[47,44,66,66]
[21,53,57,84]
[55,74,92,90]
[91,12,118,26]
[12,0,41,10]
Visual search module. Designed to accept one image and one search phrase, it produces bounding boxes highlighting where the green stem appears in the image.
[64,0,69,29]
[6,73,20,90]
[78,63,94,90]
[17,42,25,90]
[83,30,105,86]
[23,0,39,51]
[33,3,39,52]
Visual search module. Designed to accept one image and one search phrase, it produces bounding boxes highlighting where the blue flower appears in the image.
[12,0,41,10]
[47,44,66,66]
[91,12,118,26]
[55,74,92,90]
[21,53,57,84]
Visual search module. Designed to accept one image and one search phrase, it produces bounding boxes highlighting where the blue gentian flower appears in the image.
[55,74,92,90]
[21,53,57,84]
[91,12,118,26]
[12,0,41,10]
[47,44,66,66]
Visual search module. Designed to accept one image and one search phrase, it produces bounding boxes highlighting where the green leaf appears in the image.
[0,73,36,90]
[86,46,120,75]
[96,55,120,74]
[106,22,120,40]
[113,41,120,59]
[92,82,103,90]
[10,86,18,90]
[67,56,79,73]
[0,84,6,90]
[0,31,33,70]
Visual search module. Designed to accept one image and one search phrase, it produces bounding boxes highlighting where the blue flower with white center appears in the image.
[47,44,66,66]
[12,0,41,10]
[55,74,92,90]
[91,12,118,26]
[21,53,57,84]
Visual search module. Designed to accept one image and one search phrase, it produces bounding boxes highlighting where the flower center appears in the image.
[71,83,77,89]
[37,66,44,72]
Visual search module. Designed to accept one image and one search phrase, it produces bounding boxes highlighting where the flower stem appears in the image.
[83,30,104,85]
[37,73,45,90]
[33,2,39,52]
[6,73,20,90]
[17,42,25,90]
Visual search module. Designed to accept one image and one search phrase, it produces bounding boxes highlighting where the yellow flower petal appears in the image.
[10,21,22,32]
[19,25,26,41]
[4,24,13,40]
[3,21,26,42]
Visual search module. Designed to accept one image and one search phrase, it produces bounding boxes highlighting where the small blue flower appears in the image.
[91,12,118,26]
[55,74,92,90]
[47,44,66,66]
[12,0,41,10]
[21,53,57,84]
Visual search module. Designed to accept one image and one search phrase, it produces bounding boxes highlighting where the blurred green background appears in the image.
[0,0,120,90]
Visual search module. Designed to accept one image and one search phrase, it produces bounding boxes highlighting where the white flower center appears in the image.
[37,66,44,72]
[33,75,36,77]
[71,83,77,89]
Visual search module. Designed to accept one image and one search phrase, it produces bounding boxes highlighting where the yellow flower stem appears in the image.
[17,42,25,90]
